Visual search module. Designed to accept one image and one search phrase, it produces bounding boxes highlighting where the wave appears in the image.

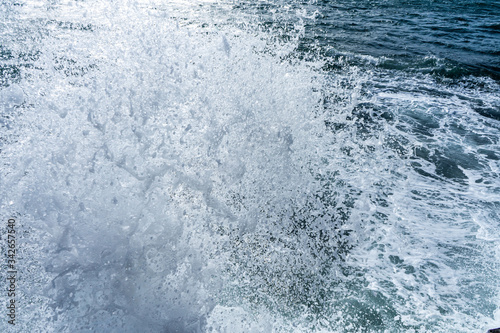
[1,0,499,332]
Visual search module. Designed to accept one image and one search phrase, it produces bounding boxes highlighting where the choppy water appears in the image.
[1,0,499,332]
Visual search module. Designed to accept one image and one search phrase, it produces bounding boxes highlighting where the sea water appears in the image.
[0,0,499,332]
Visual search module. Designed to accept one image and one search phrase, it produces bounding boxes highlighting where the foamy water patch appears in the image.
[1,1,500,332]
[0,1,354,331]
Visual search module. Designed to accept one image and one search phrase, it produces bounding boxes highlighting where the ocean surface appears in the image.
[1,0,499,332]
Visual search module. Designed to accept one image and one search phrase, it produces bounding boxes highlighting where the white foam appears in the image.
[1,0,499,332]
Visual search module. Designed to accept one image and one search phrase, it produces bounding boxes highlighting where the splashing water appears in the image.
[1,0,499,332]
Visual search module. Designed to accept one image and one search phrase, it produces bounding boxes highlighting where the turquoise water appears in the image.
[1,0,499,332]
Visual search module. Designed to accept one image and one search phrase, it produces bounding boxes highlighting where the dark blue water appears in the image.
[307,0,500,78]
[1,0,499,332]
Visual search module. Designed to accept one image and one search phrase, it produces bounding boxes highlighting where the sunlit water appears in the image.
[1,0,499,332]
